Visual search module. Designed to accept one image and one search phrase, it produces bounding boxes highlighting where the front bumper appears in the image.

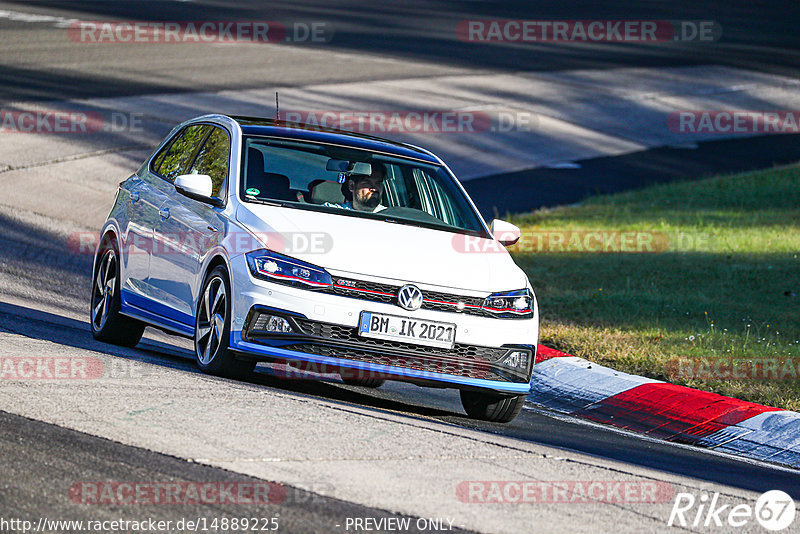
[234,306,534,392]
[229,255,537,394]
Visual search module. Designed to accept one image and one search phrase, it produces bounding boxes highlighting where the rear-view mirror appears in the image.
[326,159,372,176]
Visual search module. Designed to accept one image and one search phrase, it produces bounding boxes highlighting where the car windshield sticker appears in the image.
[245,188,260,196]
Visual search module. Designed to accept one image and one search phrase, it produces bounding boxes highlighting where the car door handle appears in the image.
[129,191,140,203]
[159,207,170,220]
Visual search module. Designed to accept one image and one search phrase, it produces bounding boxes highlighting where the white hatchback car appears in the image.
[91,114,538,422]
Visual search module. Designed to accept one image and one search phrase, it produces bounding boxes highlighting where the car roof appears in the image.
[230,115,440,164]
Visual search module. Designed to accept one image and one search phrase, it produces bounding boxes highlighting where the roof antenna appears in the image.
[275,91,280,122]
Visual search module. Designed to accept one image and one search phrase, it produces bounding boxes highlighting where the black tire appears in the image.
[341,377,386,388]
[460,390,526,423]
[90,238,145,347]
[194,265,256,378]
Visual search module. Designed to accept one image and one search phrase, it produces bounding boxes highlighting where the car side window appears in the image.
[152,125,211,182]
[411,167,462,226]
[188,126,230,198]
[151,140,170,171]
[381,164,405,207]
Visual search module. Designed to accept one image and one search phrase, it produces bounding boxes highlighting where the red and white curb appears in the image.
[531,346,800,469]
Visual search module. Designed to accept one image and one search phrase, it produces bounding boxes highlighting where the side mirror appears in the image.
[491,219,521,246]
[174,174,223,207]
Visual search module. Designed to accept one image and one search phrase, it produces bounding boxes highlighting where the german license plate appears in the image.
[358,312,456,349]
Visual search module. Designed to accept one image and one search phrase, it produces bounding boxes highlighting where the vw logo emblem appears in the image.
[397,284,423,311]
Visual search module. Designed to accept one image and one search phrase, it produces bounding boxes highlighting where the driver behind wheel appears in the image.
[336,162,388,212]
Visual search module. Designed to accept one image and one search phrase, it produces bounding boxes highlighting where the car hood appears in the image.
[234,203,528,293]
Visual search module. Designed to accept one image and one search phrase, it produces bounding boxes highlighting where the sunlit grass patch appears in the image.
[510,164,800,409]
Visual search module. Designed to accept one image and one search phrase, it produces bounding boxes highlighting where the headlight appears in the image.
[482,288,534,318]
[246,250,332,289]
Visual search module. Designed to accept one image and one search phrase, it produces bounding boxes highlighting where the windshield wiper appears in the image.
[245,198,296,209]
[381,216,471,234]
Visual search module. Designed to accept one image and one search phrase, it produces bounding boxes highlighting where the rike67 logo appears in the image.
[668,490,796,531]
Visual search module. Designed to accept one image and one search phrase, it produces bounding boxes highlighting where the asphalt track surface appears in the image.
[2,297,799,499]
[1,410,471,534]
[1,0,799,103]
[2,1,800,532]
[0,217,799,530]
[3,0,799,218]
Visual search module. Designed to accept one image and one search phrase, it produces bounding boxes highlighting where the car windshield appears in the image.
[240,137,488,236]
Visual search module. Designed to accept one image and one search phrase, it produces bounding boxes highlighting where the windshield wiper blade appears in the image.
[247,198,295,208]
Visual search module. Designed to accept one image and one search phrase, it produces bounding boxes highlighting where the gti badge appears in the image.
[397,284,423,311]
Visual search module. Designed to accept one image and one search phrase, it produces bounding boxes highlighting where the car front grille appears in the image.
[244,312,529,383]
[293,318,509,362]
[324,277,493,318]
[286,343,511,383]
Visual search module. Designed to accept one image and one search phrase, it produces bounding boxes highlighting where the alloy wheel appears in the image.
[196,275,227,365]
[91,249,117,331]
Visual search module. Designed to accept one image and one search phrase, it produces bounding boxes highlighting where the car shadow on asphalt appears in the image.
[0,299,459,421]
[3,299,800,496]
